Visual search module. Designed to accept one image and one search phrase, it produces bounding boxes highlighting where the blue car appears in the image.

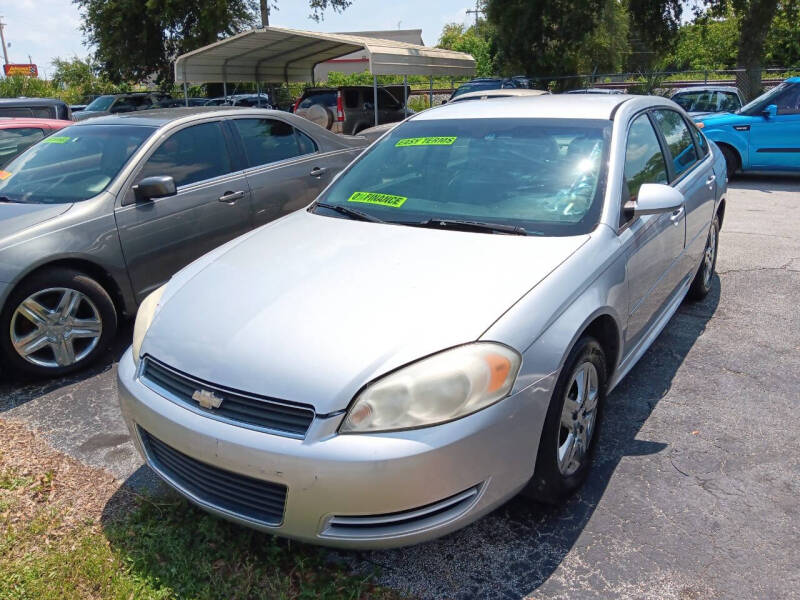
[695,77,800,178]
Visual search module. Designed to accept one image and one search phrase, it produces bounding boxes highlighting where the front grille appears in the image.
[139,428,287,526]
[321,486,480,539]
[141,357,315,437]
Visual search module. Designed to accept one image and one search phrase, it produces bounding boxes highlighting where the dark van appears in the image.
[0,98,72,120]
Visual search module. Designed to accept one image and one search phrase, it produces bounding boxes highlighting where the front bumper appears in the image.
[117,348,555,549]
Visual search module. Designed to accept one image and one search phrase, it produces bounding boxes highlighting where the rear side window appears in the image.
[0,127,45,168]
[233,118,310,167]
[624,114,668,201]
[378,89,400,109]
[298,92,336,109]
[344,90,360,109]
[652,109,698,178]
[138,122,233,187]
[296,129,318,155]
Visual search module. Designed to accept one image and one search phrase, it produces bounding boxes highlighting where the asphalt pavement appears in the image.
[1,174,798,599]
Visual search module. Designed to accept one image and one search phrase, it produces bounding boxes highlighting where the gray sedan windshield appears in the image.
[314,118,610,236]
[0,125,155,204]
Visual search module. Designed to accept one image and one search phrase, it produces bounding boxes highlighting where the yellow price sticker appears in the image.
[43,136,71,144]
[0,170,12,180]
[347,191,407,208]
[395,136,457,147]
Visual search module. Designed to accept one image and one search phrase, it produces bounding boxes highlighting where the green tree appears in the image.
[764,2,800,67]
[75,0,352,85]
[437,23,495,77]
[666,10,740,71]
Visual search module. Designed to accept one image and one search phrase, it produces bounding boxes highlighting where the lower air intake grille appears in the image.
[321,486,480,539]
[139,428,286,526]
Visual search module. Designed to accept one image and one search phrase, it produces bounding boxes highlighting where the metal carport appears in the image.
[174,26,476,124]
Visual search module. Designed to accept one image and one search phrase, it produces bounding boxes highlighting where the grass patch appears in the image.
[0,420,403,600]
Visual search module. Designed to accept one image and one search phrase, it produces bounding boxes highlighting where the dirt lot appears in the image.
[2,175,799,599]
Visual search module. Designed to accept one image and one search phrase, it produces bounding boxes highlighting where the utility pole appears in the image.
[0,18,10,67]
[260,0,269,27]
[465,0,484,28]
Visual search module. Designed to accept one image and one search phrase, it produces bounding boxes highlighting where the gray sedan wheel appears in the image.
[688,214,720,301]
[1,268,117,378]
[524,336,606,504]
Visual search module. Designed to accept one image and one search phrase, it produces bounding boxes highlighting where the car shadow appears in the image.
[0,319,133,412]
[98,277,720,600]
[729,172,800,193]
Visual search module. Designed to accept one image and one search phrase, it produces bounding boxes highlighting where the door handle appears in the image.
[309,167,327,178]
[218,190,244,203]
[670,206,685,224]
[706,175,716,186]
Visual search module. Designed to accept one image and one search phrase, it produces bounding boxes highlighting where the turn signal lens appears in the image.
[340,343,521,433]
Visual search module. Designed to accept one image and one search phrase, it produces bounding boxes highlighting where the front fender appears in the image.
[702,126,749,168]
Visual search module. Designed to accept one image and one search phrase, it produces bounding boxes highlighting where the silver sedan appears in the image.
[118,94,726,548]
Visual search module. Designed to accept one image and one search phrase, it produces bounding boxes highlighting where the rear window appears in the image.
[0,107,53,119]
[451,81,503,99]
[299,92,337,109]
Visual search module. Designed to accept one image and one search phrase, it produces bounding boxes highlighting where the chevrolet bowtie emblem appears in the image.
[192,389,223,410]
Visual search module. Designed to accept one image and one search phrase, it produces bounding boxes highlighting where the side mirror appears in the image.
[763,104,777,118]
[132,175,176,202]
[624,183,684,218]
[363,102,374,111]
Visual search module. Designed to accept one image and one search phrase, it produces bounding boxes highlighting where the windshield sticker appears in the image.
[347,191,407,208]
[42,136,71,144]
[0,170,11,180]
[395,136,457,147]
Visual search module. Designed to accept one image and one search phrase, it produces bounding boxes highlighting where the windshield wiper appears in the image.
[414,218,528,236]
[313,201,386,224]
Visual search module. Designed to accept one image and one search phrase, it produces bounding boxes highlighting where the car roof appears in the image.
[786,77,800,84]
[452,88,549,101]
[672,86,740,94]
[414,93,631,121]
[69,107,262,126]
[0,97,67,107]
[0,117,72,128]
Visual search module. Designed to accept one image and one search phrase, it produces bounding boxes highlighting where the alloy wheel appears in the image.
[702,224,717,288]
[10,287,103,368]
[557,361,599,476]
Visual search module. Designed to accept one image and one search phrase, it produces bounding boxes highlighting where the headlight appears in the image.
[340,343,521,433]
[131,285,166,366]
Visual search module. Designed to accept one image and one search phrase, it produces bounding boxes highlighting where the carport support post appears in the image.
[429,76,433,108]
[373,75,379,126]
[183,82,189,107]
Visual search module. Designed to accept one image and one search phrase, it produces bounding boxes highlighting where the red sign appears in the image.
[3,64,38,77]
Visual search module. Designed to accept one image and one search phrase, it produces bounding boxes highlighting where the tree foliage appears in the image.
[75,0,352,85]
[437,23,495,77]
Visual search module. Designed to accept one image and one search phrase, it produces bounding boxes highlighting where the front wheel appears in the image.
[0,268,117,378]
[719,145,739,180]
[523,336,607,504]
[688,214,720,301]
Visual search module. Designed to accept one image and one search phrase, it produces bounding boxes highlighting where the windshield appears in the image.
[738,83,787,115]
[451,81,503,99]
[313,118,610,236]
[0,124,155,204]
[84,95,115,111]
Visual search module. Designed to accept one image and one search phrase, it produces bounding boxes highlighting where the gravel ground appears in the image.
[1,174,798,599]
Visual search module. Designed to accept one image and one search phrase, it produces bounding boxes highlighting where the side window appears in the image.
[137,122,233,187]
[0,107,34,118]
[344,90,359,109]
[691,126,710,158]
[232,118,302,167]
[623,114,668,203]
[652,109,698,178]
[773,84,800,115]
[296,129,318,155]
[378,89,400,109]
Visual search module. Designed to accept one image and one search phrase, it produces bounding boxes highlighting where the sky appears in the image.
[0,0,476,79]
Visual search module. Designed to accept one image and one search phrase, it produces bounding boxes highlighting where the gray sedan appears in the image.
[0,108,365,377]
[118,95,726,548]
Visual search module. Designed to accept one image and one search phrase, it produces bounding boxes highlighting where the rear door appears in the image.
[749,83,800,169]
[229,117,339,225]
[621,112,685,353]
[652,108,715,274]
[115,120,253,301]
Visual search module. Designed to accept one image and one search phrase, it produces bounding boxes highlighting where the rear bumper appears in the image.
[117,348,555,549]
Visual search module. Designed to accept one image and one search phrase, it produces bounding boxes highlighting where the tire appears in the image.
[719,144,739,180]
[523,336,607,505]
[687,214,720,302]
[305,104,333,129]
[0,268,117,378]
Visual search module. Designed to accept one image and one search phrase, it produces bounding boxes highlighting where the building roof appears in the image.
[174,26,475,84]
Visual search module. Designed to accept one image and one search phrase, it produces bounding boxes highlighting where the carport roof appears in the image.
[174,26,476,84]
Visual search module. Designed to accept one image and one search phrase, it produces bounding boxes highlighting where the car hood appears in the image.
[694,112,752,127]
[0,202,72,247]
[143,210,589,413]
[73,110,109,121]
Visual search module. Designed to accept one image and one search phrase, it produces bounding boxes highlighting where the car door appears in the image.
[229,117,334,225]
[652,108,715,276]
[621,112,686,353]
[114,120,253,301]
[749,83,800,169]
